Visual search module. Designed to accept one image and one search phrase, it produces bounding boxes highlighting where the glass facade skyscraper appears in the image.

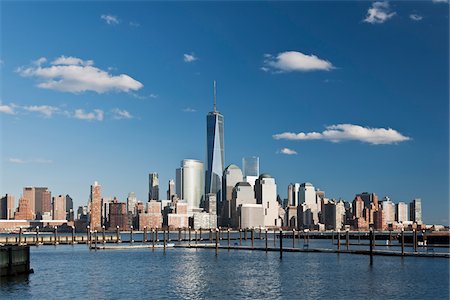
[206,82,225,207]
[242,156,259,177]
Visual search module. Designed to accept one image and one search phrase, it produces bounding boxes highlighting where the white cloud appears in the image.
[17,56,143,93]
[364,2,396,24]
[279,148,298,155]
[183,53,198,63]
[111,108,133,120]
[273,124,411,145]
[263,51,333,72]
[23,105,59,117]
[129,21,140,27]
[409,14,423,21]
[0,103,16,114]
[74,109,104,121]
[101,14,120,25]
[8,158,52,164]
[183,107,197,112]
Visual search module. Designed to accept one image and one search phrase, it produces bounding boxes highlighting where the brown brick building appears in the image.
[89,181,102,230]
[108,200,129,230]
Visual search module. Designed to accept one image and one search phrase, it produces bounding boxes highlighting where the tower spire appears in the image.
[213,80,217,112]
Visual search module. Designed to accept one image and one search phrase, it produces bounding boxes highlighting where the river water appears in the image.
[1,236,449,299]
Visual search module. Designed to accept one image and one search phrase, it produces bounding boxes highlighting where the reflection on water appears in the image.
[0,244,448,300]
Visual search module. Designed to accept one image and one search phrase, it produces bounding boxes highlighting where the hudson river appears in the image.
[1,238,449,299]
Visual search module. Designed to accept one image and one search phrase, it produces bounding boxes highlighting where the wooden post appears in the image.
[188,226,191,246]
[102,226,106,244]
[19,227,23,245]
[152,229,155,249]
[292,229,295,248]
[155,227,159,242]
[244,228,247,240]
[215,228,219,256]
[227,228,230,250]
[251,228,254,248]
[332,231,334,245]
[369,228,373,265]
[163,228,166,254]
[195,230,198,245]
[279,229,283,259]
[274,228,276,247]
[239,229,242,246]
[413,229,417,252]
[199,228,202,241]
[209,228,212,241]
[116,226,120,243]
[389,229,392,246]
[337,229,340,252]
[401,228,405,256]
[130,225,134,243]
[71,226,75,245]
[94,230,98,250]
[178,228,181,241]
[36,226,39,247]
[265,229,268,252]
[346,229,349,250]
[54,226,58,245]
[259,226,262,240]
[144,226,147,243]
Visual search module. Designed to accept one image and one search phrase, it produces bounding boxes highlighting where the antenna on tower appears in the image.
[213,80,217,112]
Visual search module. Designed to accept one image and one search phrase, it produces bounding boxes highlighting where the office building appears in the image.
[52,195,66,220]
[396,202,408,223]
[242,156,259,186]
[89,181,102,230]
[137,200,162,230]
[231,182,257,228]
[0,194,14,220]
[176,159,204,214]
[324,200,345,230]
[239,204,264,229]
[297,182,320,228]
[254,174,280,227]
[65,195,74,221]
[108,199,129,230]
[287,183,300,207]
[148,172,159,201]
[101,197,114,227]
[381,197,395,225]
[23,187,51,219]
[167,179,176,201]
[356,192,378,209]
[410,198,422,224]
[352,196,364,219]
[127,192,137,215]
[222,164,243,225]
[14,197,33,220]
[205,81,225,209]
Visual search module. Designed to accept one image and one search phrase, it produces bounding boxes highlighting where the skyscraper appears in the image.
[148,173,159,201]
[254,174,280,227]
[127,192,137,215]
[221,164,243,226]
[205,81,225,210]
[396,202,408,223]
[410,198,422,224]
[23,186,51,219]
[242,156,259,186]
[89,181,102,230]
[176,159,204,214]
[52,195,66,220]
[65,195,74,221]
[167,179,175,201]
[0,194,14,220]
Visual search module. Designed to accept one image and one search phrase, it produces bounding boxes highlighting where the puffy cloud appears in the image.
[0,103,16,114]
[101,14,120,25]
[409,14,423,21]
[23,105,59,117]
[279,148,298,155]
[183,53,198,63]
[17,55,143,93]
[73,109,104,121]
[183,107,197,112]
[363,2,396,24]
[111,108,133,120]
[273,124,411,145]
[263,51,333,72]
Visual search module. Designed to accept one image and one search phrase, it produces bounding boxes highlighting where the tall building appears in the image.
[381,197,396,225]
[324,200,345,230]
[205,81,225,210]
[287,183,300,206]
[52,195,66,220]
[89,181,102,230]
[23,187,51,219]
[127,192,137,215]
[410,198,422,224]
[101,197,114,227]
[242,156,259,185]
[0,194,14,220]
[221,164,243,226]
[396,202,408,223]
[297,182,320,228]
[14,197,33,220]
[148,173,159,201]
[254,174,280,227]
[352,196,364,219]
[356,192,378,209]
[230,182,257,228]
[108,200,129,230]
[167,179,175,201]
[65,195,74,221]
[176,159,204,214]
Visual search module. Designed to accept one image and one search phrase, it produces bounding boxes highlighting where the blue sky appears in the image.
[0,1,448,224]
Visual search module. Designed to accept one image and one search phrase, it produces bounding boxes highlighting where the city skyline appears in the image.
[0,1,448,225]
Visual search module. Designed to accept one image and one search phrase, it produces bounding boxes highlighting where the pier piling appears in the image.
[369,228,374,265]
[279,229,283,259]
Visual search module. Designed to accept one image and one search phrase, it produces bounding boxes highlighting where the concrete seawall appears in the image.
[0,246,33,276]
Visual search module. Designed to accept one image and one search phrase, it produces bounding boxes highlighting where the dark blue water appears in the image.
[1,239,449,299]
